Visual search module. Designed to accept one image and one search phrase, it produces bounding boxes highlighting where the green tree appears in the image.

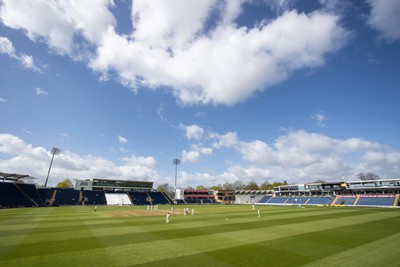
[272,181,284,188]
[245,180,259,190]
[209,185,221,190]
[260,181,272,190]
[196,185,207,190]
[57,178,73,188]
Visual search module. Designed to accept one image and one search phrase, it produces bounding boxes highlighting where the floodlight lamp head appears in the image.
[173,159,181,165]
[51,147,61,155]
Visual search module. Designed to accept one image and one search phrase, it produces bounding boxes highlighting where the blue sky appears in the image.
[0,0,399,188]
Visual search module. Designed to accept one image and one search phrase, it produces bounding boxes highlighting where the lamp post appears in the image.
[45,147,61,187]
[173,158,180,194]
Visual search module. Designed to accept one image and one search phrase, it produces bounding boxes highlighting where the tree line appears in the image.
[54,172,380,193]
[156,179,289,198]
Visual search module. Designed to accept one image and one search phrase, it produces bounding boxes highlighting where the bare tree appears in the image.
[223,182,234,190]
[357,172,379,181]
[156,183,174,198]
[233,180,245,190]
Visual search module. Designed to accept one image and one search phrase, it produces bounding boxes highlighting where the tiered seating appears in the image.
[161,192,174,204]
[287,197,309,204]
[175,199,186,204]
[267,197,289,204]
[356,196,395,206]
[81,190,106,205]
[202,199,215,204]
[128,192,150,205]
[307,196,334,205]
[14,183,43,206]
[52,188,80,206]
[257,195,273,203]
[0,182,39,207]
[147,192,169,204]
[336,196,356,206]
[185,199,202,204]
[37,188,55,205]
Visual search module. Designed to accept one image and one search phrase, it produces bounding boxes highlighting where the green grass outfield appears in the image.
[0,205,399,267]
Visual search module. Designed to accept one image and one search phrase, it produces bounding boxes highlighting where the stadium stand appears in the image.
[129,191,150,205]
[147,192,170,205]
[37,188,56,206]
[0,182,41,208]
[257,195,273,203]
[306,196,334,205]
[336,196,357,206]
[287,197,309,204]
[1,174,400,209]
[267,197,289,204]
[356,195,396,207]
[81,190,107,205]
[52,188,81,206]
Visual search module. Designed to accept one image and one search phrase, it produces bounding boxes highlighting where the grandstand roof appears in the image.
[0,172,37,182]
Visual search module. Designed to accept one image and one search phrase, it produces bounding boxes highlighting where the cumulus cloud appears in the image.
[0,0,115,56]
[117,135,128,144]
[179,128,400,184]
[0,133,163,186]
[180,124,205,141]
[367,0,400,41]
[0,36,42,72]
[1,1,349,105]
[1,130,399,187]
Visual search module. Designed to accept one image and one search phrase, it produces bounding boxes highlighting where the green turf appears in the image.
[0,205,398,267]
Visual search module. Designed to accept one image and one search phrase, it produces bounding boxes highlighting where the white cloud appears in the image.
[22,129,33,135]
[179,128,399,184]
[0,133,164,186]
[0,36,42,72]
[19,54,42,72]
[117,135,128,144]
[367,0,400,41]
[35,87,48,96]
[157,103,167,121]
[182,149,201,163]
[1,131,399,188]
[92,9,349,105]
[60,133,72,140]
[0,0,116,56]
[1,1,350,106]
[0,97,8,103]
[311,111,328,127]
[0,36,16,55]
[180,124,204,141]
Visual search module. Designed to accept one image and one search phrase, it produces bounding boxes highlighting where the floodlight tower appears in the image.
[173,158,181,193]
[44,147,61,187]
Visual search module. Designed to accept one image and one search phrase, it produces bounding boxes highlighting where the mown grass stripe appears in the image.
[0,208,52,260]
[101,209,400,266]
[0,207,387,255]
[0,205,398,267]
[301,232,400,267]
[1,207,116,267]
